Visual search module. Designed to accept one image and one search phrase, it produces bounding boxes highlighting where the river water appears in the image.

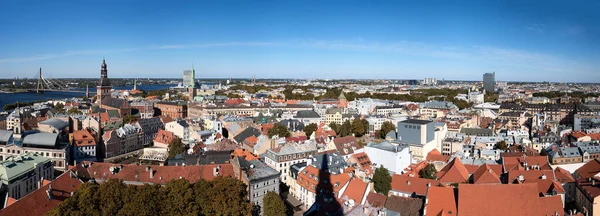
[0,84,175,111]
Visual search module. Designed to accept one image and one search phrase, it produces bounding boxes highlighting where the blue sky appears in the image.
[0,0,598,82]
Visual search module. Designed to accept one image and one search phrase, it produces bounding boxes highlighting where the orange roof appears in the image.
[457,184,545,216]
[42,179,51,187]
[297,166,351,194]
[535,179,566,195]
[243,135,259,147]
[539,196,565,216]
[0,169,82,216]
[73,130,96,147]
[503,155,551,172]
[575,158,600,179]
[426,149,450,162]
[4,197,16,207]
[437,158,469,183]
[425,186,457,216]
[261,123,274,135]
[391,174,440,196]
[232,148,260,161]
[351,152,373,175]
[154,129,175,145]
[403,161,429,177]
[508,170,555,184]
[589,133,600,141]
[554,167,575,183]
[340,178,368,203]
[130,89,143,95]
[78,162,234,184]
[571,131,588,139]
[471,164,501,184]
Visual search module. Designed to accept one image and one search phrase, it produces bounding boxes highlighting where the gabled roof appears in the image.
[425,186,457,216]
[554,167,575,183]
[426,149,450,163]
[340,178,368,204]
[101,97,128,109]
[233,126,262,143]
[351,152,373,175]
[471,164,501,184]
[437,158,470,183]
[508,170,555,184]
[73,130,96,147]
[575,158,600,179]
[78,162,233,184]
[457,184,546,216]
[385,195,422,216]
[154,129,175,145]
[365,192,387,208]
[391,174,440,196]
[333,136,359,156]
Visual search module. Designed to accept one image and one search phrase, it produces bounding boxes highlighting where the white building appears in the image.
[364,141,411,175]
[166,120,190,143]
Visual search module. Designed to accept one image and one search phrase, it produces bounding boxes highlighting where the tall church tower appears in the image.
[97,58,112,107]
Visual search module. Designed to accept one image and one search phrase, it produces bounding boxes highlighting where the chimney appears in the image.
[46,184,53,200]
[149,168,154,178]
[407,181,411,186]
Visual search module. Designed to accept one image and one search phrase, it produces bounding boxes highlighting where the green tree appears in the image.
[67,107,83,115]
[420,164,437,179]
[163,179,199,215]
[494,141,508,151]
[268,124,291,138]
[351,118,366,137]
[340,120,352,137]
[53,103,66,114]
[328,122,341,134]
[168,137,185,158]
[373,166,392,195]
[377,121,396,139]
[303,123,318,138]
[263,192,286,216]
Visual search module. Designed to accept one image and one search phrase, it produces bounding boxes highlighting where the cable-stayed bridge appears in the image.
[26,68,88,94]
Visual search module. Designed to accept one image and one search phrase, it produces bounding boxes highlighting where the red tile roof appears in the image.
[365,192,387,208]
[508,170,555,184]
[575,158,600,179]
[297,166,351,194]
[539,196,565,216]
[425,186,457,216]
[0,170,82,216]
[426,149,450,162]
[554,167,575,183]
[340,178,368,204]
[588,133,600,141]
[78,162,234,184]
[232,148,260,161]
[457,184,547,216]
[471,164,501,184]
[403,161,429,177]
[73,130,96,147]
[153,129,175,145]
[391,174,440,196]
[436,158,470,183]
[351,152,373,175]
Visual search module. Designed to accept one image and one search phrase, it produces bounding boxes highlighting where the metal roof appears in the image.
[0,130,13,143]
[22,133,58,147]
[0,153,51,183]
[39,118,68,130]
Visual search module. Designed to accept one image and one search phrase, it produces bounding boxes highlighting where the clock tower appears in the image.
[97,58,112,107]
